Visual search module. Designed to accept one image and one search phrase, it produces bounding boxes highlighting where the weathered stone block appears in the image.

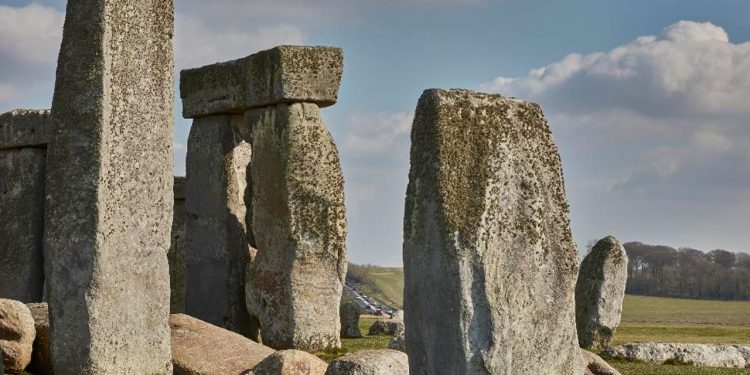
[0,109,50,150]
[26,303,51,375]
[340,298,362,338]
[170,314,274,375]
[403,89,582,374]
[0,299,35,373]
[245,102,347,351]
[185,114,257,338]
[180,46,343,118]
[170,177,187,313]
[576,236,629,350]
[253,350,328,375]
[44,0,174,373]
[0,148,46,303]
[367,319,403,336]
[325,350,409,375]
[581,350,621,375]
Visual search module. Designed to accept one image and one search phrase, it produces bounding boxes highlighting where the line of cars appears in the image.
[344,283,395,317]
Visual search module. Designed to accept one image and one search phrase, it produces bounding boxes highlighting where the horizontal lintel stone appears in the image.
[180,45,343,118]
[0,109,51,150]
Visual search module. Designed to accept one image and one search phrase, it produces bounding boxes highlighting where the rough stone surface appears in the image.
[185,114,256,338]
[581,350,621,375]
[388,331,406,353]
[0,148,45,303]
[170,177,187,313]
[170,314,274,375]
[367,319,404,336]
[253,350,328,375]
[390,310,404,320]
[26,303,51,375]
[576,236,628,350]
[340,297,362,338]
[0,299,35,373]
[44,0,174,373]
[604,343,750,368]
[245,102,347,350]
[403,89,582,374]
[181,46,343,118]
[325,350,409,375]
[0,109,50,150]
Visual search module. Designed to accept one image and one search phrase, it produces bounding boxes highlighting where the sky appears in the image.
[1,0,749,266]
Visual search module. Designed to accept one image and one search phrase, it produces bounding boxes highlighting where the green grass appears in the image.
[315,316,394,362]
[621,295,750,326]
[608,359,750,374]
[351,266,404,309]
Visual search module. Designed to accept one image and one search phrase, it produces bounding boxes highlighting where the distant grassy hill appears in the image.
[346,264,404,309]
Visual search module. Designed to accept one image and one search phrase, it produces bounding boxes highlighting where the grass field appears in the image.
[346,268,750,374]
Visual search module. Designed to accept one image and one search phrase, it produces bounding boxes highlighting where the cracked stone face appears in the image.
[245,102,347,351]
[404,89,582,375]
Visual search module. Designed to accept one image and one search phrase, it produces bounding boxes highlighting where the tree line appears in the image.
[623,242,750,301]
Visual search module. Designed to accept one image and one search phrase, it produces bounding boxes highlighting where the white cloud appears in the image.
[480,21,750,191]
[343,111,413,158]
[174,13,306,71]
[0,2,63,65]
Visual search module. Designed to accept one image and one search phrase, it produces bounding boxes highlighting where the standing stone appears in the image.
[184,114,255,337]
[170,177,187,313]
[403,89,583,374]
[576,236,629,350]
[44,0,174,373]
[0,299,36,373]
[180,46,346,350]
[0,147,46,303]
[340,296,362,338]
[245,101,347,350]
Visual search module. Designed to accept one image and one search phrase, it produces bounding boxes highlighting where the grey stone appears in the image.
[340,297,362,338]
[253,350,328,375]
[170,177,187,313]
[403,89,583,374]
[576,236,629,350]
[170,314,274,375]
[604,343,750,368]
[26,303,51,375]
[185,114,257,338]
[325,350,409,375]
[0,109,50,150]
[44,0,174,373]
[245,102,347,351]
[180,46,343,118]
[0,148,45,303]
[0,299,35,373]
[581,350,621,375]
[367,319,403,336]
[388,331,406,353]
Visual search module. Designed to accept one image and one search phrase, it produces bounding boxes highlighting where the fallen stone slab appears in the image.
[576,236,628,350]
[325,350,408,375]
[403,89,582,374]
[170,314,274,375]
[604,343,750,368]
[25,303,51,375]
[253,350,328,375]
[581,350,621,375]
[0,109,50,150]
[0,299,35,373]
[181,46,343,118]
[367,319,404,336]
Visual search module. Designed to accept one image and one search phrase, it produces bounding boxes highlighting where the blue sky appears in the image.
[1,0,749,266]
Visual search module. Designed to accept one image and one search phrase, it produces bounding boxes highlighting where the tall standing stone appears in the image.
[0,109,51,303]
[180,46,346,350]
[44,0,174,373]
[184,114,255,337]
[170,177,187,313]
[403,89,583,374]
[576,236,629,350]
